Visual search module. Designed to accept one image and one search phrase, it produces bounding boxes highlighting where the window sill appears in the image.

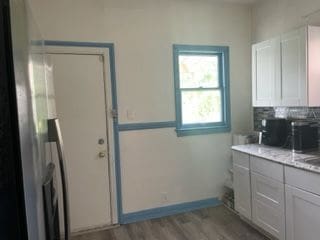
[175,125,231,137]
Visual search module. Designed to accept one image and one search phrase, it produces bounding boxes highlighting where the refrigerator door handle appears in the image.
[48,118,70,240]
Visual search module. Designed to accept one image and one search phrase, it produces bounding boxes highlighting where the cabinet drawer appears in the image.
[233,150,250,169]
[251,172,285,240]
[251,156,284,182]
[285,166,320,196]
[252,199,285,240]
[251,172,285,209]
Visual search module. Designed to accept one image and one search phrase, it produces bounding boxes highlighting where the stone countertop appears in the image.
[232,144,320,174]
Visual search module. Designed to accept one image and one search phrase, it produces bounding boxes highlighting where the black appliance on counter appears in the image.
[290,121,319,153]
[261,118,288,146]
[261,118,319,152]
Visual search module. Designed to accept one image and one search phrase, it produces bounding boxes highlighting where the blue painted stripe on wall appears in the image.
[30,40,44,46]
[44,40,114,48]
[118,121,176,131]
[121,198,222,224]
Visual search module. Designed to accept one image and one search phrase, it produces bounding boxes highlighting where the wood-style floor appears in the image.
[72,206,269,240]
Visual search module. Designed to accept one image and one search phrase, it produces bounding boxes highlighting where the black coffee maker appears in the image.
[261,118,288,147]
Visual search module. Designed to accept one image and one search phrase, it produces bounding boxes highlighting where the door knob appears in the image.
[98,152,106,158]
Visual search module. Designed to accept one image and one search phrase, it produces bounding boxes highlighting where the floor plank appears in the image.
[71,206,269,240]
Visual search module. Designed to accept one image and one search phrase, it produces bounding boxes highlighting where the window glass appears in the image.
[179,55,219,88]
[181,90,222,124]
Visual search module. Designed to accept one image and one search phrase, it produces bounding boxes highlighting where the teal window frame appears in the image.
[173,44,231,137]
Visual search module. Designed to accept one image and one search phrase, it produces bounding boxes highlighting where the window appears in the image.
[173,45,231,136]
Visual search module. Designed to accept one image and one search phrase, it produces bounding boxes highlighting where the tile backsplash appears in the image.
[253,107,320,131]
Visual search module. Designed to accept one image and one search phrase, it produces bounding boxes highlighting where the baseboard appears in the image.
[120,197,222,224]
[59,223,119,239]
[71,224,119,236]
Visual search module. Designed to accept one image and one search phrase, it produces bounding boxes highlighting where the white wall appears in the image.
[252,0,320,43]
[28,0,252,214]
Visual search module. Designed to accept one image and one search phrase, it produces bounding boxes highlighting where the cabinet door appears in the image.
[280,28,307,106]
[233,164,251,220]
[251,173,285,240]
[252,38,280,106]
[286,185,320,240]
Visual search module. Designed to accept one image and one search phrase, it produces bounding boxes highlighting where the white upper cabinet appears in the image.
[252,26,320,107]
[307,26,320,106]
[252,38,280,106]
[279,28,307,106]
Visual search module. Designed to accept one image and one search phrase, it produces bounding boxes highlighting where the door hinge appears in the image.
[110,109,118,120]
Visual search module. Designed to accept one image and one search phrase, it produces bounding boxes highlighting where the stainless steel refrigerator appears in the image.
[0,0,69,239]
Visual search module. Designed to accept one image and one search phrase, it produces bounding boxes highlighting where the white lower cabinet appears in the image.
[233,150,320,240]
[285,184,320,240]
[233,164,252,220]
[251,172,285,240]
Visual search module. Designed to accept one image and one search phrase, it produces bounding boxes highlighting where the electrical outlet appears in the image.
[161,192,168,203]
[126,109,135,120]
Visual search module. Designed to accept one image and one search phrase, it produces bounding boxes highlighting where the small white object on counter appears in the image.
[232,144,320,174]
[232,133,258,146]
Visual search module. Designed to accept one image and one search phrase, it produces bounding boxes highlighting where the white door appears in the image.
[286,184,320,240]
[233,164,252,220]
[280,28,307,106]
[49,53,112,232]
[252,38,280,107]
